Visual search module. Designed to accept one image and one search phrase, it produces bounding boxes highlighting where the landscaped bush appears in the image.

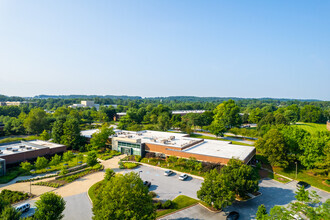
[155,201,163,209]
[32,181,64,188]
[149,191,157,198]
[16,174,58,183]
[326,179,330,185]
[123,162,139,169]
[0,189,31,204]
[98,150,121,160]
[162,200,174,209]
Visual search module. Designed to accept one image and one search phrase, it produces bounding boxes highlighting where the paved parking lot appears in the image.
[122,165,203,201]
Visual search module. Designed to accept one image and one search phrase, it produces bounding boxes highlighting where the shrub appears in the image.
[123,162,139,169]
[32,182,64,188]
[155,201,162,209]
[326,179,330,185]
[149,191,157,198]
[135,155,141,162]
[162,200,174,209]
[0,189,30,204]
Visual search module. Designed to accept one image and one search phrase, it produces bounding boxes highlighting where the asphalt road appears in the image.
[122,165,203,200]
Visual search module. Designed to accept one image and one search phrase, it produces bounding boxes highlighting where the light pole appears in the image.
[30,179,31,195]
[295,161,298,179]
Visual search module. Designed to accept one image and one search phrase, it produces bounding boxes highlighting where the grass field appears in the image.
[156,195,199,217]
[293,122,328,135]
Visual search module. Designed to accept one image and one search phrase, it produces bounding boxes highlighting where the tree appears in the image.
[90,124,115,150]
[77,153,84,162]
[212,100,241,130]
[50,154,62,166]
[20,161,32,172]
[249,107,263,124]
[34,192,66,220]
[61,118,82,150]
[295,186,310,203]
[256,204,267,220]
[52,119,65,144]
[209,121,226,137]
[0,205,21,220]
[23,108,49,134]
[92,172,155,220]
[62,151,74,162]
[0,197,9,214]
[87,151,98,167]
[40,130,51,141]
[300,105,323,123]
[221,159,259,198]
[255,129,289,168]
[104,168,115,181]
[275,113,289,125]
[268,206,292,220]
[197,169,235,210]
[158,112,171,131]
[34,157,48,170]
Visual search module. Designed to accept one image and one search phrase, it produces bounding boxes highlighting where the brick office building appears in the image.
[0,140,67,176]
[112,130,255,165]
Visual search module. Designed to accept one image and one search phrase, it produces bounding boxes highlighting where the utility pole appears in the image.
[30,179,31,195]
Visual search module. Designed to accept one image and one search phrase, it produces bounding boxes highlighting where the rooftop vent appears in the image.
[170,136,175,140]
[6,147,12,150]
[19,145,25,148]
[26,147,32,150]
[12,149,18,152]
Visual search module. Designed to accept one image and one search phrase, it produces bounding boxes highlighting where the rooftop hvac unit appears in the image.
[170,136,175,140]
[26,147,32,150]
[12,149,18,152]
[228,141,232,144]
[0,152,2,155]
[19,145,25,148]
[6,147,12,150]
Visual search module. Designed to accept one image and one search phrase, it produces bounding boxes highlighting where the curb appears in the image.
[126,161,205,181]
[198,202,221,213]
[156,203,199,219]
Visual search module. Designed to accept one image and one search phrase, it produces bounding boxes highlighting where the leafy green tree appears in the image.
[197,169,235,210]
[87,151,98,167]
[295,186,310,203]
[0,205,21,220]
[90,124,115,150]
[221,159,259,198]
[61,118,82,150]
[300,105,323,123]
[104,168,115,181]
[62,151,74,162]
[209,121,226,137]
[52,119,65,144]
[92,172,155,220]
[77,153,84,162]
[158,112,171,131]
[34,157,48,170]
[255,129,289,168]
[0,197,9,214]
[40,130,51,141]
[275,113,289,125]
[249,107,263,124]
[268,206,292,220]
[34,192,66,220]
[23,108,49,134]
[20,161,32,172]
[256,204,267,220]
[50,154,62,166]
[212,99,241,129]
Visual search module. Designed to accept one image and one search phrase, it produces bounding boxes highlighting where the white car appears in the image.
[16,203,30,213]
[179,173,188,181]
[164,170,173,176]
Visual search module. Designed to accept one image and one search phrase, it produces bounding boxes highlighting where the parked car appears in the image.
[179,173,188,181]
[296,181,309,188]
[226,211,239,220]
[16,203,30,213]
[143,181,151,188]
[164,170,173,176]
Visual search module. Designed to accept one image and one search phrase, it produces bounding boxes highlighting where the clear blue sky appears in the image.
[0,1,329,100]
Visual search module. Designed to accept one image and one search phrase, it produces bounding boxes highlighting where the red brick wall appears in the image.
[1,148,50,164]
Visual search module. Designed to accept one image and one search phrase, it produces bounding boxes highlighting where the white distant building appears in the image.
[69,101,100,110]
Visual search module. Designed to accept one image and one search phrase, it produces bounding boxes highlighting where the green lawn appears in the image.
[88,180,105,203]
[268,173,291,183]
[0,136,39,144]
[292,122,328,135]
[156,195,199,217]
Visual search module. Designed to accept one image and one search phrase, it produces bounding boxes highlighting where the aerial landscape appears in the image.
[0,1,329,220]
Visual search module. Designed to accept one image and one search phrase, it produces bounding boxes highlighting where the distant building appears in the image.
[69,101,100,110]
[327,121,330,131]
[0,101,36,106]
[113,112,127,121]
[0,140,67,169]
[171,110,206,116]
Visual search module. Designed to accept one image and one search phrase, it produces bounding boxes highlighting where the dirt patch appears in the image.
[322,180,330,187]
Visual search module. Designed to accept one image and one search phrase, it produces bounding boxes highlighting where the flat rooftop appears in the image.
[115,130,200,149]
[0,140,65,157]
[183,139,255,161]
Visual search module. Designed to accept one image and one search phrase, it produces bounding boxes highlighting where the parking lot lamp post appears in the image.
[30,179,31,195]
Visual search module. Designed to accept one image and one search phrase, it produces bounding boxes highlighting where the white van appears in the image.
[16,203,30,213]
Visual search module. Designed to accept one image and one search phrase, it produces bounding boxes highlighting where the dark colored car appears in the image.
[143,181,151,188]
[226,211,239,220]
[296,181,309,188]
